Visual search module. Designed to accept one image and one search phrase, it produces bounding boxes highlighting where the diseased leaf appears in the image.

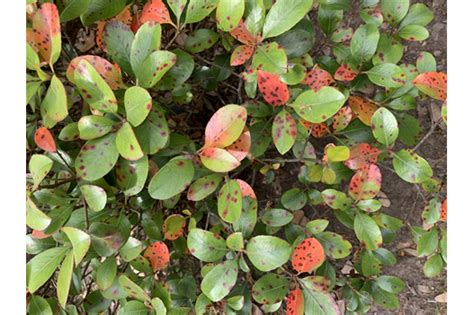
[187,228,227,262]
[366,63,406,88]
[26,198,51,231]
[252,273,289,305]
[291,87,346,123]
[354,213,382,250]
[218,180,242,223]
[136,50,177,88]
[413,72,447,101]
[316,232,352,259]
[286,288,305,315]
[225,127,251,161]
[184,29,219,53]
[140,0,173,25]
[252,42,287,74]
[125,86,152,127]
[381,0,409,24]
[348,96,379,126]
[131,21,162,76]
[349,164,382,200]
[371,107,399,146]
[260,208,293,227]
[230,45,255,66]
[144,241,170,271]
[334,63,358,82]
[302,65,334,92]
[116,122,144,161]
[163,214,186,240]
[300,276,341,315]
[187,174,223,201]
[216,0,245,32]
[201,259,238,302]
[257,70,289,106]
[32,3,61,64]
[66,55,125,90]
[246,235,291,272]
[119,275,150,302]
[204,104,247,148]
[103,21,134,74]
[34,127,57,153]
[392,149,433,183]
[80,184,107,211]
[41,76,68,128]
[291,238,325,273]
[29,154,53,190]
[199,147,240,172]
[400,3,434,28]
[78,115,115,140]
[185,0,218,24]
[148,157,194,200]
[350,24,380,62]
[81,0,127,26]
[272,109,297,154]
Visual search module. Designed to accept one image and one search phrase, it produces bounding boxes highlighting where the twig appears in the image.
[38,177,75,189]
[413,119,442,152]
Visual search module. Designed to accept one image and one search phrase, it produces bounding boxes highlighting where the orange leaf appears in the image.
[162,214,186,241]
[235,179,256,199]
[31,230,52,239]
[286,288,304,315]
[31,3,61,64]
[225,127,251,161]
[301,120,329,138]
[67,55,125,90]
[230,45,254,66]
[302,66,334,92]
[96,5,133,50]
[140,0,173,25]
[348,95,378,126]
[291,238,325,273]
[344,143,381,170]
[348,164,382,200]
[332,106,353,131]
[257,70,289,106]
[334,63,358,81]
[441,198,447,222]
[34,127,57,152]
[413,72,447,101]
[204,105,247,148]
[144,241,170,271]
[229,20,257,45]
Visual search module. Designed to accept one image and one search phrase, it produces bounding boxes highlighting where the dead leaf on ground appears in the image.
[435,292,447,303]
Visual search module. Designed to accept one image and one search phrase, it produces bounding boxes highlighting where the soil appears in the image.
[250,1,448,314]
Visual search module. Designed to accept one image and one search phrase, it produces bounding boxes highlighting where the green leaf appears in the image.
[397,113,421,146]
[440,228,447,262]
[96,256,117,291]
[416,52,437,73]
[370,107,399,146]
[372,34,403,65]
[201,259,238,301]
[262,0,313,39]
[57,250,74,308]
[199,147,240,172]
[80,184,107,212]
[29,154,53,190]
[78,115,115,140]
[73,60,118,113]
[59,122,80,142]
[187,174,223,201]
[375,275,405,294]
[26,198,51,230]
[187,228,228,262]
[135,109,170,154]
[291,87,346,123]
[272,109,296,155]
[361,250,382,276]
[316,232,352,259]
[252,273,290,304]
[417,228,438,257]
[218,179,242,223]
[321,189,351,210]
[381,0,409,24]
[136,51,177,88]
[327,145,350,162]
[307,219,329,235]
[318,7,343,35]
[281,188,307,211]
[28,295,53,315]
[131,21,162,76]
[116,122,144,161]
[184,29,219,53]
[301,276,340,315]
[151,297,167,314]
[423,254,444,278]
[226,232,244,251]
[103,20,134,74]
[75,133,119,181]
[62,227,91,265]
[350,24,380,63]
[81,0,127,25]
[261,208,294,227]
[185,0,218,24]
[60,0,91,22]
[125,87,152,128]
[216,0,245,32]
[354,213,382,250]
[398,24,429,41]
[148,157,194,200]
[120,237,145,262]
[227,295,244,311]
[366,63,406,88]
[27,246,68,293]
[371,281,400,309]
[115,156,149,196]
[233,197,258,238]
[422,198,441,226]
[118,301,148,315]
[41,75,68,128]
[400,3,434,28]
[252,42,288,74]
[392,149,433,183]
[356,199,382,213]
[119,274,151,302]
[246,235,291,272]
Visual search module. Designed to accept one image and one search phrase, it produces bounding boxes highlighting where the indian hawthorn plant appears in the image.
[26,0,447,314]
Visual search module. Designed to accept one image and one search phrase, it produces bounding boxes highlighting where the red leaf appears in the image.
[286,288,304,315]
[204,105,247,148]
[96,5,133,50]
[413,72,447,101]
[334,63,358,81]
[441,198,447,222]
[67,55,125,90]
[235,179,256,199]
[302,66,334,92]
[162,214,186,241]
[230,45,254,66]
[301,120,329,138]
[348,164,382,200]
[140,0,173,25]
[229,20,257,45]
[144,241,170,271]
[32,3,61,63]
[344,143,381,170]
[257,70,289,106]
[348,96,379,126]
[332,106,353,131]
[31,230,52,239]
[34,127,57,152]
[225,127,251,161]
[291,238,325,273]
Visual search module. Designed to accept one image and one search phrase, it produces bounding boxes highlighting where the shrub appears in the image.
[26,0,447,314]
